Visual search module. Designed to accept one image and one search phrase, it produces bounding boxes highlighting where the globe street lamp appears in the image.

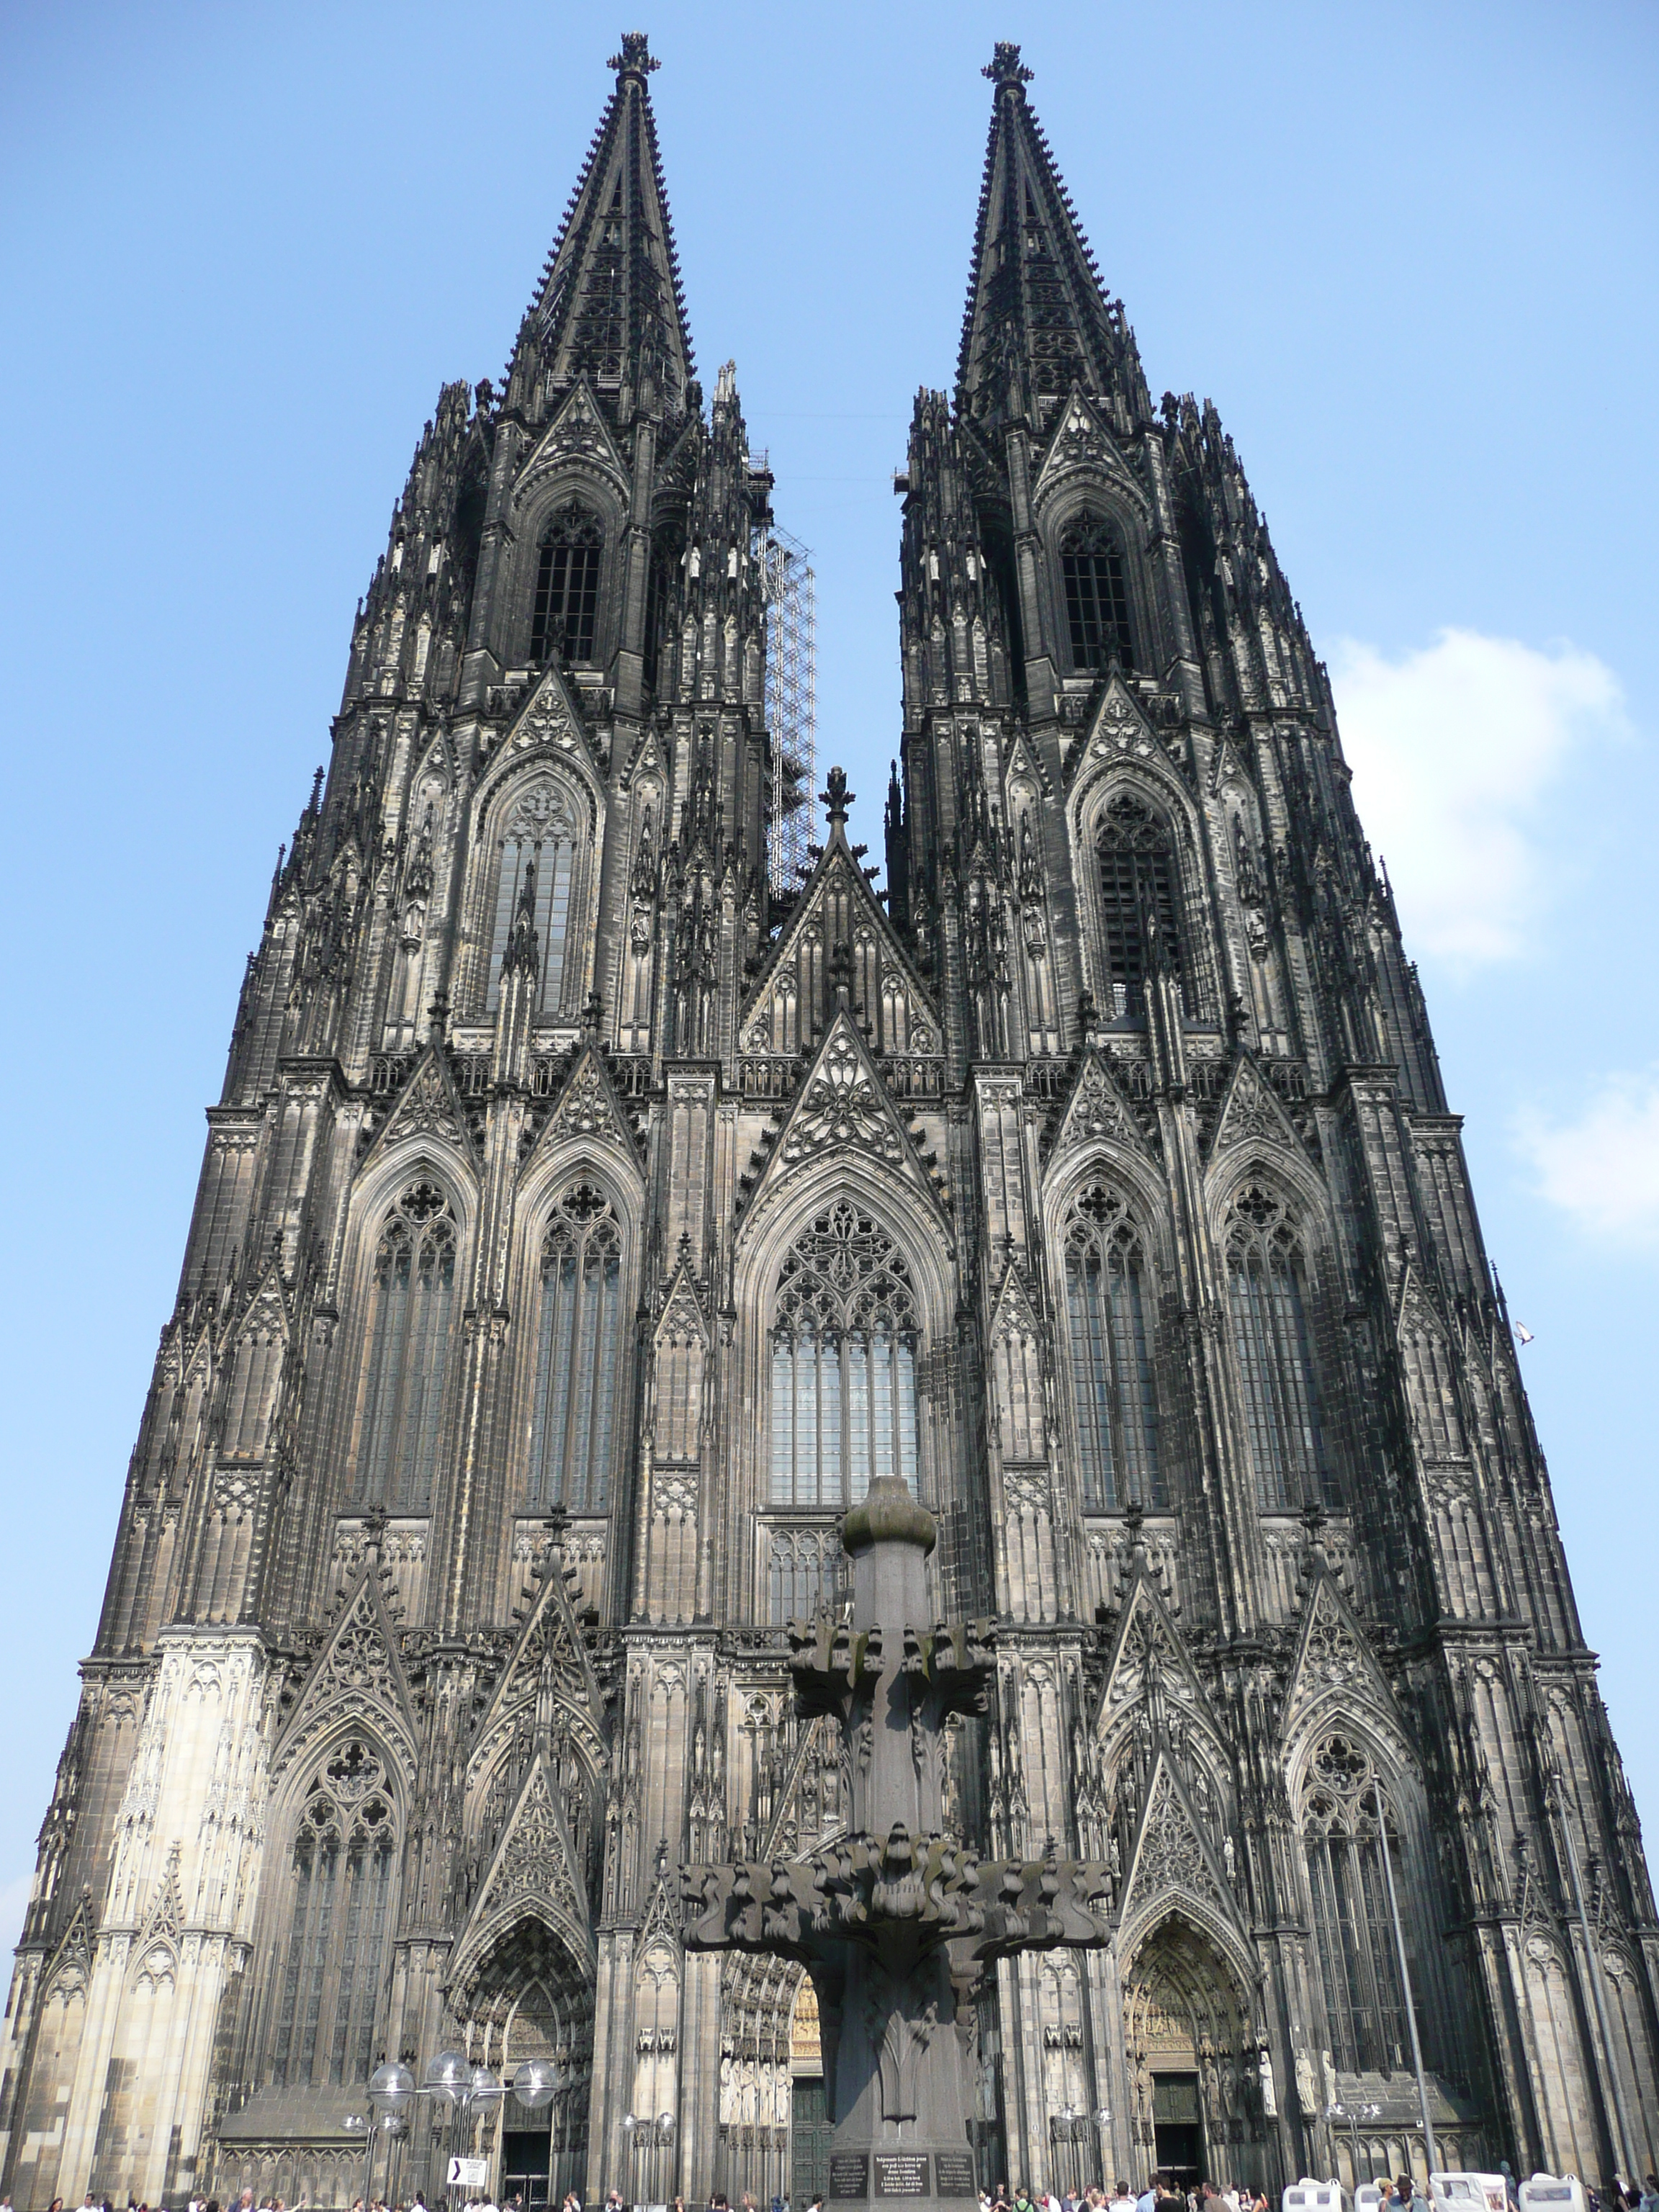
[342,2112,371,2212]
[1327,2100,1384,2189]
[366,2049,567,2203]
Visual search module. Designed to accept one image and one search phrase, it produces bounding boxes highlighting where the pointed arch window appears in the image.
[1225,1184,1329,1510]
[526,1182,623,1514]
[769,1202,920,1509]
[355,1182,457,1514]
[269,1740,396,2087]
[1059,511,1135,672]
[1097,793,1184,1017]
[1300,1733,1413,2074]
[1063,1185,1163,1510]
[531,502,604,665]
[487,780,583,1017]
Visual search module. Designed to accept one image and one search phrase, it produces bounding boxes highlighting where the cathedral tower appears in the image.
[1,38,1655,2212]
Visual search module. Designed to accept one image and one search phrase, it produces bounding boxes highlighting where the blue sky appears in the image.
[1,0,1655,1950]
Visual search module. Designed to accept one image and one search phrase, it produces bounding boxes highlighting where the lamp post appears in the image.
[1372,1791,1439,2177]
[372,2049,564,2205]
[1050,2108,1087,2198]
[622,2113,639,2184]
[1094,2108,1112,2191]
[1326,2102,1382,2191]
[371,2064,418,2211]
[343,2112,371,2212]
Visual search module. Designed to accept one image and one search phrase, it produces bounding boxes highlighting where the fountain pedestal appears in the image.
[683,1480,1112,2212]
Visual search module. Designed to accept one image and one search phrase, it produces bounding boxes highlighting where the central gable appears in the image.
[739,1011,948,1231]
[740,823,940,1066]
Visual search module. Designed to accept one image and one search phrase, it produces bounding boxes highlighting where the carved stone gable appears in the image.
[519,377,629,493]
[990,1262,1042,1346]
[739,837,940,1063]
[742,1012,946,1230]
[505,662,597,767]
[142,1843,184,1946]
[782,1020,904,1168]
[236,1267,292,1342]
[637,1843,683,1952]
[1069,673,1159,787]
[44,1893,95,1999]
[273,1565,417,1788]
[1097,1577,1212,1732]
[656,1264,710,1349]
[1034,391,1143,508]
[525,1045,642,1170]
[469,1546,603,1777]
[1120,1756,1225,1925]
[1282,1574,1395,1742]
[1207,1054,1305,1161]
[369,1043,477,1167]
[482,1755,585,1925]
[1046,1048,1148,1161]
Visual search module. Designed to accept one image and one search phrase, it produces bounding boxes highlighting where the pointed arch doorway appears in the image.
[1122,1917,1262,2192]
[451,1918,594,2208]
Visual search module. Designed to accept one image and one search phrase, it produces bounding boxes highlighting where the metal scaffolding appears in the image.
[759,524,817,896]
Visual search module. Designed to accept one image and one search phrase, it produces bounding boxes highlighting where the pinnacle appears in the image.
[983,40,1034,91]
[608,30,660,78]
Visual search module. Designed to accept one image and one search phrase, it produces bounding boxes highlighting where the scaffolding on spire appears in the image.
[759,524,817,895]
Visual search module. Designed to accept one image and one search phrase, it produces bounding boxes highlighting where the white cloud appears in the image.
[1329,628,1627,968]
[1515,1071,1659,1244]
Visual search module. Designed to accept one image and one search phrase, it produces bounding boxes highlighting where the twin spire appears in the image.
[958,41,1143,427]
[512,36,1129,435]
[508,30,694,422]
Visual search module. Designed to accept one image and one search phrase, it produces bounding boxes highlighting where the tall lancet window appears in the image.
[487,781,581,1017]
[527,1182,623,1514]
[1300,1733,1413,2074]
[1063,1184,1163,1510]
[269,1740,397,2087]
[355,1181,457,1514]
[1225,1184,1329,1510]
[769,1202,920,1508]
[1097,793,1184,1017]
[531,501,604,664]
[1059,511,1135,671]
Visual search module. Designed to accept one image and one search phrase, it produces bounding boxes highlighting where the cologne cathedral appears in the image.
[2,35,1655,2212]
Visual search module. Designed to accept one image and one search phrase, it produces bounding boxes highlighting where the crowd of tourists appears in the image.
[9,2172,1659,2212]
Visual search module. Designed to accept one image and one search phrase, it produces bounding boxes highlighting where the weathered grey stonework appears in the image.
[2,34,1655,2212]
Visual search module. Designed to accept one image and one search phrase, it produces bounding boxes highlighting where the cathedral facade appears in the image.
[3,37,1655,2212]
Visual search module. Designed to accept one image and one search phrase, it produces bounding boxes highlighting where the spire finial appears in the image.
[609,30,659,78]
[822,765,852,829]
[984,41,1033,91]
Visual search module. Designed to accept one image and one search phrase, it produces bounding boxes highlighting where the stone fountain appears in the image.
[683,1480,1114,2212]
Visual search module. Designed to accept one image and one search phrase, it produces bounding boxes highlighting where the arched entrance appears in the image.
[1123,1918,1261,2191]
[791,1976,833,2211]
[450,1918,594,2208]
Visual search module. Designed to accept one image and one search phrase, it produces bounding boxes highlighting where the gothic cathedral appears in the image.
[3,37,1655,2212]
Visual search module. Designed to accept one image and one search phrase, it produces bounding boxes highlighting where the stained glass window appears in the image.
[1301,1734,1412,2074]
[1063,1185,1163,1509]
[768,1202,920,1509]
[1225,1184,1328,1510]
[271,1741,395,2087]
[528,1183,623,1514]
[356,1182,456,1514]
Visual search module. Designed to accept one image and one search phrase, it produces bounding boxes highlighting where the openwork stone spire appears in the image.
[506,30,693,421]
[957,42,1145,428]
